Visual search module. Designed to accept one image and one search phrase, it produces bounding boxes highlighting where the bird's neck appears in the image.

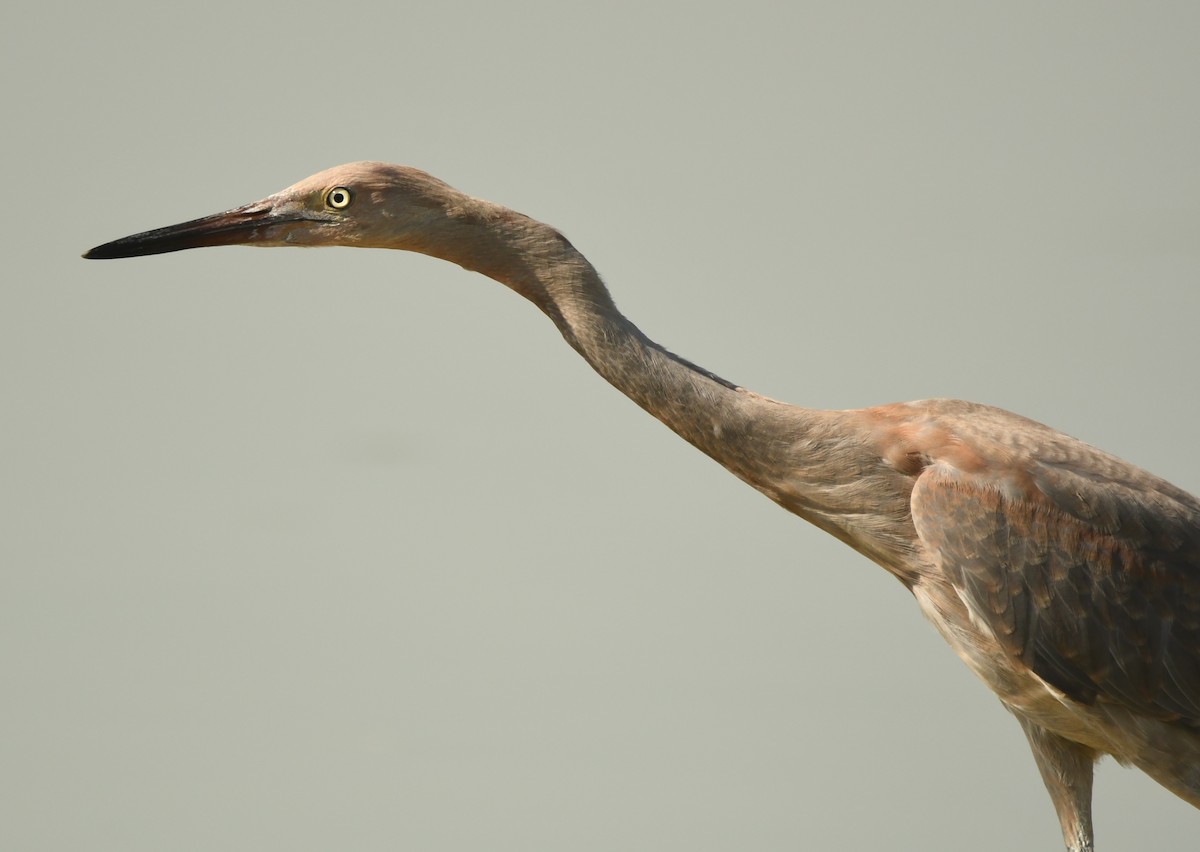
[404,193,920,583]
[419,200,821,498]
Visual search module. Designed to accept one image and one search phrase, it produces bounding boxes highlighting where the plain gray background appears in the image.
[4,3,1198,850]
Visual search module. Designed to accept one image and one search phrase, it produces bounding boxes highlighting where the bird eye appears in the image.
[326,187,353,209]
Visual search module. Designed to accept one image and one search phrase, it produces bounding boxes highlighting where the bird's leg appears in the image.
[1016,716,1097,852]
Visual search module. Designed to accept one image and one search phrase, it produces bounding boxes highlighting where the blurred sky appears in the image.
[4,3,1199,850]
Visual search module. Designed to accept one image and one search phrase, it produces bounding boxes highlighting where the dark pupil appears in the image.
[332,192,344,204]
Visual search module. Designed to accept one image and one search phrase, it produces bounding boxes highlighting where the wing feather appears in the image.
[912,457,1200,726]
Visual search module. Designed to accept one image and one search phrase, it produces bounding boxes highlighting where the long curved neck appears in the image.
[400,189,920,582]
[412,198,817,488]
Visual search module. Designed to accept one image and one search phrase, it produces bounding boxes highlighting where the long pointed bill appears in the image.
[84,200,314,259]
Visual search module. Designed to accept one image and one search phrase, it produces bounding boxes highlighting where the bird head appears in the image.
[84,162,463,259]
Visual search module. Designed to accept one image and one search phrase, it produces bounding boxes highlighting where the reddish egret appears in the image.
[86,162,1200,851]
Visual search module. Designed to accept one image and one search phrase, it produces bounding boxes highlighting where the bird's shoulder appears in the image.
[876,399,1200,724]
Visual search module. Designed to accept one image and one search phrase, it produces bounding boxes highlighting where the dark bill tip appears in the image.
[83,232,191,260]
